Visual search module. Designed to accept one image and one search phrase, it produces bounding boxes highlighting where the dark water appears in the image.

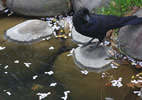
[0,16,140,100]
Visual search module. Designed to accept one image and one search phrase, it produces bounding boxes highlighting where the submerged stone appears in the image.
[118,9,142,60]
[73,44,113,73]
[5,19,53,44]
[71,27,98,44]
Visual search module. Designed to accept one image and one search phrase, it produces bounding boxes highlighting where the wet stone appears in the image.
[5,19,53,44]
[118,9,142,60]
[73,44,113,73]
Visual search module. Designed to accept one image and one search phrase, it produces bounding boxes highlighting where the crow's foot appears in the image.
[81,38,96,48]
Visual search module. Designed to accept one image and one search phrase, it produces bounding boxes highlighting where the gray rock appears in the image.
[6,0,71,17]
[72,0,110,12]
[73,44,113,73]
[118,9,142,60]
[71,27,98,44]
[5,19,53,44]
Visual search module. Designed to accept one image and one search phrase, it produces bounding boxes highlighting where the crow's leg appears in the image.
[84,37,104,49]
[81,41,101,52]
[82,38,95,47]
[88,41,101,49]
[82,38,101,51]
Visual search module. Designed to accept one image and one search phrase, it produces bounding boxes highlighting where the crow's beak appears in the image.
[84,15,90,22]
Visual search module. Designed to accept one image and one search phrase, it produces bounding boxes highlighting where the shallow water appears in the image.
[0,16,140,100]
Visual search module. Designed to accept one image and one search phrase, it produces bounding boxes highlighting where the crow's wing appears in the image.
[95,15,138,30]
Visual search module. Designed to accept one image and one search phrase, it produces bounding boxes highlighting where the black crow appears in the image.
[73,8,142,47]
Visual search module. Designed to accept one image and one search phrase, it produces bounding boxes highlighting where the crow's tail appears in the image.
[119,16,142,27]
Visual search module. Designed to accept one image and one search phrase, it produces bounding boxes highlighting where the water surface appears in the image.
[0,16,140,100]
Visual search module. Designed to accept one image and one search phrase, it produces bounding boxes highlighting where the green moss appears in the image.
[97,0,142,16]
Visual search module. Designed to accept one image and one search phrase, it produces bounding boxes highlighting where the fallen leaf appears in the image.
[136,65,142,69]
[104,82,112,87]
[31,84,43,91]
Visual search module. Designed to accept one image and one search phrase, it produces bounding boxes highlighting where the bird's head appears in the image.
[73,7,90,25]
